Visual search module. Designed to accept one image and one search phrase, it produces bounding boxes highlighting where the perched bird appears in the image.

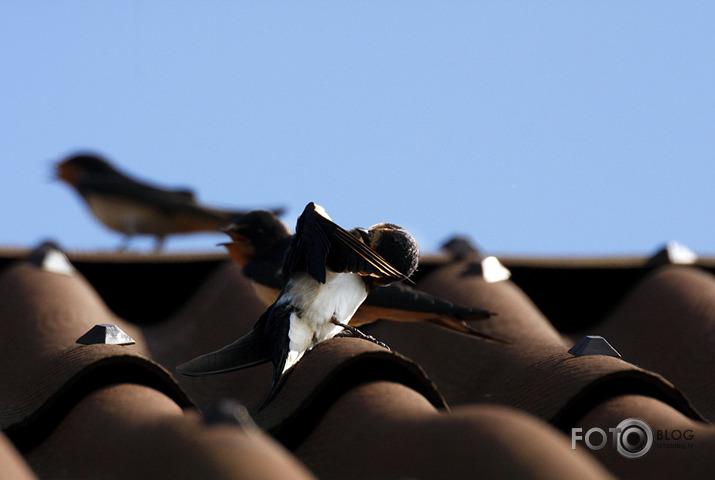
[179,202,419,406]
[54,153,284,251]
[220,209,498,338]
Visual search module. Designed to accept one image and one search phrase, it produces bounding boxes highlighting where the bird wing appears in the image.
[76,172,198,210]
[240,247,290,290]
[78,172,264,225]
[284,202,408,284]
[352,283,503,341]
[362,282,495,320]
[176,314,271,376]
[259,302,293,409]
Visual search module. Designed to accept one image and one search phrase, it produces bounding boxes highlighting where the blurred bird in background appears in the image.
[54,153,284,251]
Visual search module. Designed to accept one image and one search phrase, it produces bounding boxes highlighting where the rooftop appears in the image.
[0,242,712,479]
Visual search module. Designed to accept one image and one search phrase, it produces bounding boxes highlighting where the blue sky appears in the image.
[2,2,713,256]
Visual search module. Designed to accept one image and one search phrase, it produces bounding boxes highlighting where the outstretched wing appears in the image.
[284,202,408,284]
[362,282,495,319]
[352,282,505,341]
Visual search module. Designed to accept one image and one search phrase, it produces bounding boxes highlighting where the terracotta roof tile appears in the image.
[364,260,704,427]
[587,265,715,420]
[0,432,38,480]
[252,337,446,445]
[0,261,190,452]
[25,384,316,480]
[144,261,276,410]
[576,394,715,480]
[294,381,616,480]
[413,257,566,344]
[0,246,713,479]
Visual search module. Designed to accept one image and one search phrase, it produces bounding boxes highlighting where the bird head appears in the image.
[221,210,291,265]
[54,153,117,186]
[365,223,419,285]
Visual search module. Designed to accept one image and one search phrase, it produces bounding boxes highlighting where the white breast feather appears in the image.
[282,271,367,373]
[86,195,165,235]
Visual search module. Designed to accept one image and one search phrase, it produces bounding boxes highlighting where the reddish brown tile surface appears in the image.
[0,247,713,479]
[295,382,617,480]
[0,431,38,480]
[587,266,715,420]
[0,261,190,453]
[25,384,316,480]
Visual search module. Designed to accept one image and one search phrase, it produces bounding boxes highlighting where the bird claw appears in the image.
[331,320,391,350]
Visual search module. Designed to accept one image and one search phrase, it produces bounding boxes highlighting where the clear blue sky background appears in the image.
[2,2,713,256]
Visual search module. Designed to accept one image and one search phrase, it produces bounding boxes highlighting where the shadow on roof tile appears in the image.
[584,266,715,421]
[25,384,316,480]
[64,251,228,323]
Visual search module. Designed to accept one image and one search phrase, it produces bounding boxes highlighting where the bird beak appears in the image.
[52,160,78,185]
[222,227,250,243]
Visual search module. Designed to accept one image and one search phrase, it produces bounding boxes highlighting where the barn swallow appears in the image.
[54,153,284,251]
[220,209,498,338]
[178,202,418,406]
